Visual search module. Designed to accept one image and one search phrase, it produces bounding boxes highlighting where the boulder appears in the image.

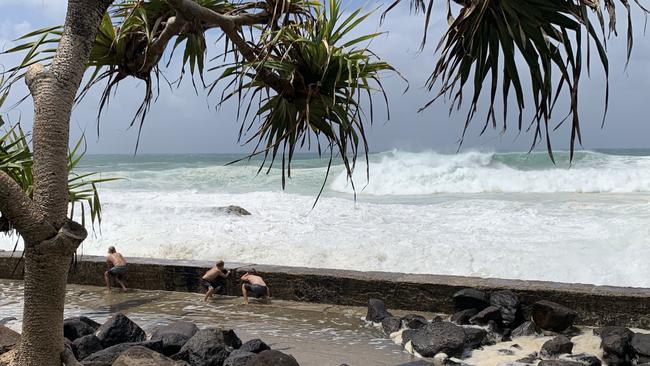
[538,361,583,366]
[149,321,199,356]
[532,301,578,332]
[245,350,299,366]
[452,289,490,312]
[366,298,392,323]
[451,309,478,325]
[561,353,602,366]
[73,334,103,360]
[463,327,489,350]
[64,317,100,341]
[596,326,634,366]
[224,350,256,366]
[240,339,270,354]
[381,316,402,335]
[0,325,20,355]
[401,329,418,346]
[95,314,146,348]
[82,340,163,366]
[632,333,650,358]
[402,314,428,330]
[541,335,573,358]
[218,205,251,216]
[490,291,521,327]
[470,306,502,325]
[172,328,240,366]
[112,346,185,366]
[410,321,466,358]
[511,321,541,338]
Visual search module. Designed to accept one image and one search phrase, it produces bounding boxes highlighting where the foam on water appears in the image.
[2,150,650,287]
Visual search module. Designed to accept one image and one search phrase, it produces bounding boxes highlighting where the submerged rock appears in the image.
[562,353,602,366]
[453,289,490,312]
[112,346,184,366]
[95,313,146,348]
[245,350,299,366]
[217,205,251,216]
[410,321,466,358]
[490,291,521,327]
[0,325,19,355]
[541,335,573,358]
[532,301,578,332]
[382,316,402,335]
[366,298,392,323]
[451,309,478,325]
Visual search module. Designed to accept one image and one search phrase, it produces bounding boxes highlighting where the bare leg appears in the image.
[265,287,272,304]
[241,284,249,305]
[115,277,127,292]
[104,271,111,291]
[203,287,215,302]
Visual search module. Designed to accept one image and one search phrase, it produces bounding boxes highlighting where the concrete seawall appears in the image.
[1,251,649,328]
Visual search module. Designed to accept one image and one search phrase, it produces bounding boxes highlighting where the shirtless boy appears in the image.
[104,246,127,292]
[240,270,271,305]
[201,260,230,302]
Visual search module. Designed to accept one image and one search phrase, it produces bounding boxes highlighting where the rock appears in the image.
[486,320,506,344]
[366,298,392,323]
[561,353,602,366]
[451,309,477,325]
[95,313,146,348]
[82,340,163,366]
[382,316,402,335]
[395,361,433,366]
[538,361,584,366]
[596,326,633,366]
[402,314,428,329]
[409,321,466,358]
[515,352,540,364]
[240,339,270,354]
[432,316,444,323]
[0,318,16,326]
[499,349,516,355]
[149,321,199,356]
[463,327,490,350]
[470,306,502,325]
[401,329,418,346]
[490,291,521,327]
[452,289,490,312]
[512,321,541,338]
[0,349,18,366]
[541,335,573,358]
[64,317,100,341]
[632,333,650,358]
[245,350,299,366]
[73,335,103,360]
[112,346,185,366]
[532,301,578,332]
[224,349,256,366]
[0,325,20,355]
[172,328,239,366]
[218,205,251,216]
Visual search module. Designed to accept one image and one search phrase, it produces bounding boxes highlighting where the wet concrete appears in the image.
[2,251,650,327]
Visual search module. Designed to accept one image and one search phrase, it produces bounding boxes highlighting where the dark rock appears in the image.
[172,328,239,366]
[0,317,16,325]
[72,334,103,360]
[224,349,256,366]
[402,329,418,346]
[240,339,270,354]
[81,340,163,366]
[533,301,578,332]
[498,349,516,355]
[632,333,650,357]
[596,326,633,366]
[150,321,199,357]
[451,309,477,325]
[64,317,100,342]
[218,205,251,216]
[562,353,602,366]
[366,298,392,323]
[95,313,146,348]
[516,352,540,364]
[490,290,521,327]
[382,316,402,335]
[112,346,184,366]
[512,321,541,338]
[487,320,506,343]
[452,289,490,312]
[470,306,502,325]
[245,350,299,366]
[402,314,428,329]
[395,362,433,366]
[463,327,490,350]
[432,316,444,323]
[410,321,466,358]
[0,325,20,355]
[541,335,573,358]
[538,361,583,366]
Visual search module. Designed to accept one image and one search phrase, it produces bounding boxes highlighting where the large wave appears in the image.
[330,150,650,195]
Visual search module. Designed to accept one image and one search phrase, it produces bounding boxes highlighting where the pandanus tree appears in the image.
[0,0,646,364]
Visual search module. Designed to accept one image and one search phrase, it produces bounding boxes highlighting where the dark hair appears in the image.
[249,268,258,274]
[216,260,224,266]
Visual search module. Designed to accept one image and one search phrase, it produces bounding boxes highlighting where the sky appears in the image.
[0,0,649,154]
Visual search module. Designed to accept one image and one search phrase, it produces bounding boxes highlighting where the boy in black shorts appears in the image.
[201,260,229,302]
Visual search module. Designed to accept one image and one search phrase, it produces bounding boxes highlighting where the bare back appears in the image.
[203,267,225,281]
[107,253,127,267]
[245,274,266,286]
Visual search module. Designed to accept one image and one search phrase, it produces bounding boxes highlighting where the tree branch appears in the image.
[0,171,57,244]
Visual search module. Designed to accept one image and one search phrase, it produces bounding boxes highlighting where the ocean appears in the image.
[2,149,650,287]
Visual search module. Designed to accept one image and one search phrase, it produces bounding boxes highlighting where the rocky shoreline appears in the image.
[367,288,650,365]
